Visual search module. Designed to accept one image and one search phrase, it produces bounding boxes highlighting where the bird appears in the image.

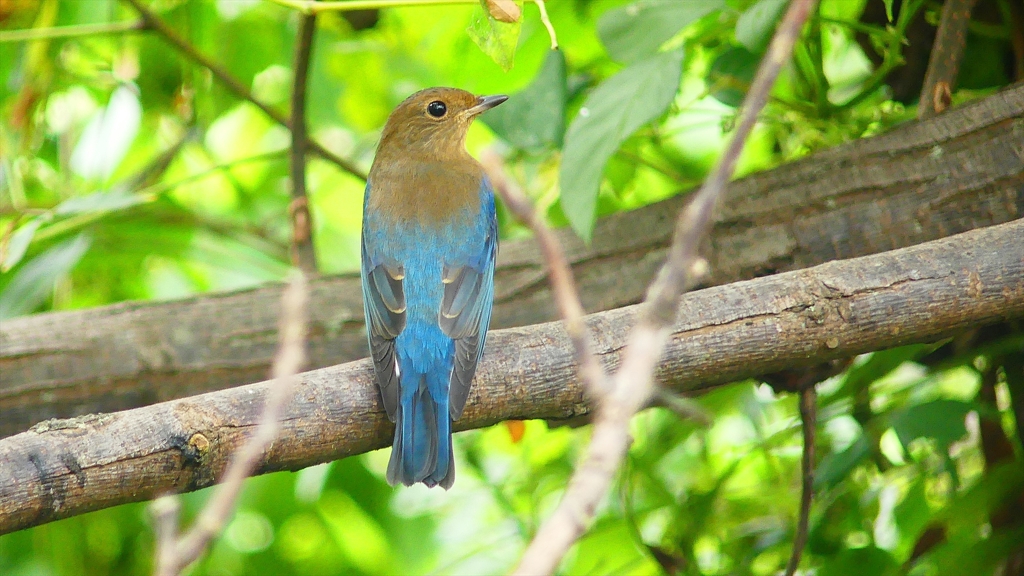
[361,87,507,489]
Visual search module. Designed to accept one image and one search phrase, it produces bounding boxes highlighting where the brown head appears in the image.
[374,87,507,164]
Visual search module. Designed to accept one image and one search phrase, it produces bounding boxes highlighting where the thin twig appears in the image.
[0,20,146,43]
[785,384,817,576]
[288,13,319,273]
[512,0,819,573]
[266,0,559,49]
[918,0,979,119]
[480,152,609,399]
[152,272,309,575]
[122,0,366,181]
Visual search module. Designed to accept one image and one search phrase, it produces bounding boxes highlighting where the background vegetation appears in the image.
[1,0,1021,574]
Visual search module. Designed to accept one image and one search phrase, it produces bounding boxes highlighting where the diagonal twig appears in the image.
[288,13,320,273]
[122,0,367,181]
[511,0,819,573]
[918,0,979,119]
[151,272,309,576]
[481,153,609,400]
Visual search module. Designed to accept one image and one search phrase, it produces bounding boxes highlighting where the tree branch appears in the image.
[288,13,319,273]
[785,384,817,576]
[918,0,979,118]
[2,82,1022,438]
[122,0,367,181]
[2,218,1020,535]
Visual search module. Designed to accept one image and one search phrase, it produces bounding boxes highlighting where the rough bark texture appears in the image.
[2,220,1023,535]
[1,83,1022,438]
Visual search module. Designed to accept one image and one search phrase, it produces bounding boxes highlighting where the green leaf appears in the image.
[559,49,684,240]
[2,218,45,272]
[482,49,567,150]
[883,0,894,22]
[708,45,760,107]
[819,546,898,576]
[0,234,92,320]
[597,0,723,63]
[834,343,939,398]
[735,0,790,54]
[466,4,522,72]
[814,434,871,490]
[890,399,974,452]
[913,527,1024,576]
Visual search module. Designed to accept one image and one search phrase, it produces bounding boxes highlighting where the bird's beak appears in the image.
[468,94,508,116]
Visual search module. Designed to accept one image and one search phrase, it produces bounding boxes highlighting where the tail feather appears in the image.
[386,372,455,489]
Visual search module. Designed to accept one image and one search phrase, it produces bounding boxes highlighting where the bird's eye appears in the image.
[427,100,447,118]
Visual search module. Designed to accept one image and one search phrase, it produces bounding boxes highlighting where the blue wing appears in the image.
[439,184,497,420]
[361,200,405,421]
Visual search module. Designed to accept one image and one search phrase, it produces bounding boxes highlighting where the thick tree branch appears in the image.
[122,0,367,181]
[288,13,319,273]
[2,82,1022,438]
[2,220,1022,535]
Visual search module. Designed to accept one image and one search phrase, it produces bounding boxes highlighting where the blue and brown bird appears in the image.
[361,88,506,489]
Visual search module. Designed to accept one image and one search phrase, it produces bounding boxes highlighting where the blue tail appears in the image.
[387,330,455,489]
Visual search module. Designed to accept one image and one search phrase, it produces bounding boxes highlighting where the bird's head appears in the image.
[376,87,507,162]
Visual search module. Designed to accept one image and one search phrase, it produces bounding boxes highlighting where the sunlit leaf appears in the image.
[735,0,789,54]
[70,85,142,181]
[1,218,44,272]
[560,49,684,240]
[597,0,723,63]
[53,190,150,216]
[482,49,567,149]
[0,233,91,320]
[466,4,522,72]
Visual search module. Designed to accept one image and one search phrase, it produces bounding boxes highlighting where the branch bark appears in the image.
[288,13,319,273]
[1,83,1022,438]
[2,219,1022,535]
[918,0,979,118]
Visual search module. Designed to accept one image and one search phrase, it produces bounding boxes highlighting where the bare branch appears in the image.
[152,272,308,575]
[288,14,320,273]
[918,0,979,119]
[122,0,367,181]
[1,219,1022,535]
[481,152,609,400]
[785,384,817,576]
[513,0,819,572]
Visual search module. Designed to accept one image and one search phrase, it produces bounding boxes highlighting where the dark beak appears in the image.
[468,94,508,115]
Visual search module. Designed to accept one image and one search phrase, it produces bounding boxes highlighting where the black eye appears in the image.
[427,100,447,118]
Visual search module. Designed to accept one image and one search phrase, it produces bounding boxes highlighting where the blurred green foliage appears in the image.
[1,0,1022,574]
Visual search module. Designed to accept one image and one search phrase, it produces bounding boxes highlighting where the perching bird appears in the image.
[361,88,506,489]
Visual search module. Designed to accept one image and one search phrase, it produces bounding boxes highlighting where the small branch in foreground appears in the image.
[288,13,319,273]
[512,0,819,573]
[122,0,367,181]
[151,272,309,576]
[917,0,979,119]
[481,152,609,400]
[785,384,817,576]
[0,20,146,43]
